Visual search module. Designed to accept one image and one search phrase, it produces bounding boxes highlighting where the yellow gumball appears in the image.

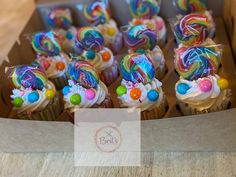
[217,78,229,90]
[107,27,115,36]
[45,89,56,99]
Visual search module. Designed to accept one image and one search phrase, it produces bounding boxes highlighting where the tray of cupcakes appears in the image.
[1,0,235,124]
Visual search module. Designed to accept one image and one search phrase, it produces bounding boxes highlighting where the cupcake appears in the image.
[84,0,123,54]
[9,65,63,120]
[173,0,207,15]
[46,7,79,55]
[76,27,119,86]
[63,61,113,120]
[174,40,231,115]
[123,25,166,79]
[32,31,71,90]
[173,11,215,46]
[116,53,167,120]
[128,0,167,47]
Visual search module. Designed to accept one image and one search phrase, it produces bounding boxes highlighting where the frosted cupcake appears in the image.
[128,0,167,47]
[76,27,119,86]
[173,11,215,46]
[174,40,231,115]
[116,53,167,120]
[32,31,71,90]
[84,0,123,54]
[46,7,79,55]
[63,61,113,119]
[9,65,62,120]
[123,25,166,79]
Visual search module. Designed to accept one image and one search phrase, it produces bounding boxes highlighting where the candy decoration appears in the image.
[11,65,47,90]
[62,86,71,95]
[12,97,24,108]
[86,50,96,60]
[77,27,104,52]
[199,79,212,92]
[174,13,210,46]
[47,8,73,29]
[28,92,40,103]
[120,53,155,84]
[70,93,81,105]
[129,0,160,19]
[133,19,142,25]
[177,83,190,95]
[174,0,207,15]
[42,60,51,70]
[32,31,61,56]
[84,0,110,26]
[125,25,157,51]
[45,89,56,99]
[101,51,111,62]
[85,89,96,100]
[116,85,127,96]
[130,88,141,100]
[56,61,66,71]
[147,89,159,101]
[68,61,99,89]
[107,27,116,36]
[66,31,74,40]
[217,78,229,90]
[175,45,221,80]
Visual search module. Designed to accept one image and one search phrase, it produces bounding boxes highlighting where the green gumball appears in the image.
[70,94,81,105]
[116,85,127,96]
[12,97,24,107]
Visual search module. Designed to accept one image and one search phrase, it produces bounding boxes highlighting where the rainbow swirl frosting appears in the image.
[11,65,47,90]
[47,8,73,29]
[76,27,104,52]
[174,13,210,46]
[175,44,221,80]
[120,53,155,84]
[84,0,110,25]
[129,0,160,19]
[32,31,61,56]
[68,60,99,89]
[174,0,207,15]
[125,25,157,51]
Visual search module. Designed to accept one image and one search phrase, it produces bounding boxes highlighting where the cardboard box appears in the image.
[0,0,236,152]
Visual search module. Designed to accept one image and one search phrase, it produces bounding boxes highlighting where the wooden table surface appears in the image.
[1,0,236,176]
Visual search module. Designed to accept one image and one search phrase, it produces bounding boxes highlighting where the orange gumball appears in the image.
[56,61,65,71]
[130,88,141,100]
[133,19,142,25]
[101,51,111,62]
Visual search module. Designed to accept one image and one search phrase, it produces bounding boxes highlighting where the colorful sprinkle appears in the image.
[174,0,207,15]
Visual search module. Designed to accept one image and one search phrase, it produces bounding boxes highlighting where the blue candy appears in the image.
[147,89,159,102]
[62,86,71,96]
[28,92,40,103]
[86,50,96,60]
[177,83,190,95]
[66,31,73,40]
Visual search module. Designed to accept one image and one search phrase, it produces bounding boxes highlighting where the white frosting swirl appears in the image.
[36,53,70,79]
[81,47,114,72]
[175,75,225,110]
[64,80,108,113]
[11,81,56,114]
[118,78,164,111]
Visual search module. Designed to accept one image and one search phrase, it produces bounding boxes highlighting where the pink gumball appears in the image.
[199,79,212,92]
[85,89,95,100]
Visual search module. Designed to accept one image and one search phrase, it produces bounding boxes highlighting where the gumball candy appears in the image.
[130,88,141,100]
[56,61,65,71]
[116,85,127,96]
[217,78,229,90]
[45,89,56,99]
[12,97,24,108]
[133,19,142,25]
[62,86,71,95]
[101,51,111,62]
[70,93,81,105]
[120,53,155,84]
[66,31,74,40]
[86,50,96,60]
[147,89,159,102]
[125,25,157,51]
[85,89,96,100]
[199,79,212,92]
[107,27,116,36]
[28,92,40,103]
[177,83,190,95]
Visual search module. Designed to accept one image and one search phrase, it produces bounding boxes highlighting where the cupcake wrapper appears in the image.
[157,34,167,48]
[141,95,168,120]
[100,60,119,86]
[50,74,68,90]
[18,94,63,121]
[177,89,232,116]
[156,64,167,80]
